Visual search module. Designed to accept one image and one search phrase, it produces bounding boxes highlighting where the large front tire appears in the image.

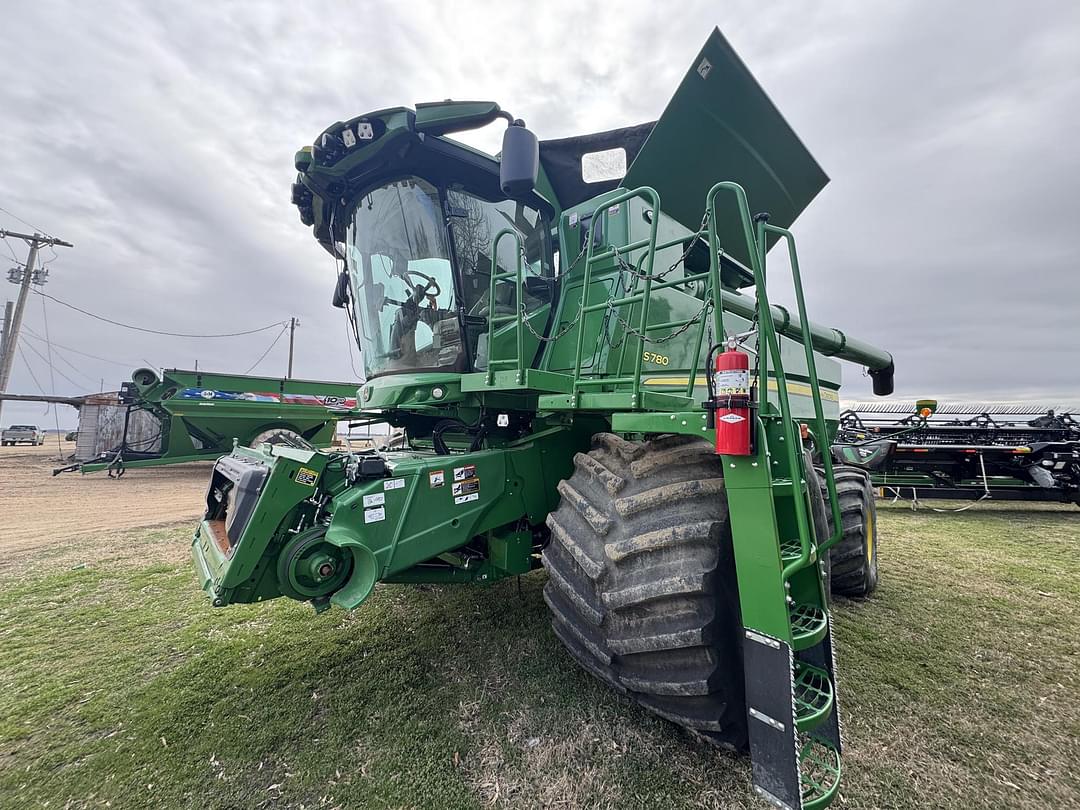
[541,433,747,750]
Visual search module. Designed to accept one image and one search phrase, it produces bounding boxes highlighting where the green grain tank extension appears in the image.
[192,29,894,809]
[62,367,358,475]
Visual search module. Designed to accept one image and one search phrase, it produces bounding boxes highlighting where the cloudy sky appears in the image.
[2,1,1078,427]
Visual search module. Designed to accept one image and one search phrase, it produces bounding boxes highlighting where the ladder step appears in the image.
[770,477,807,496]
[793,662,834,731]
[789,602,828,650]
[800,738,842,810]
[780,537,801,564]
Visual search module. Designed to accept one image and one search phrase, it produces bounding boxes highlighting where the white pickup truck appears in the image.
[2,424,45,446]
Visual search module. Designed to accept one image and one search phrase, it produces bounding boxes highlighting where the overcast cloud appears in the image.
[2,1,1078,427]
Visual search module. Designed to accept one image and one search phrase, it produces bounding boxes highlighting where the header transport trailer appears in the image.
[834,400,1080,505]
[190,30,895,810]
[55,367,359,475]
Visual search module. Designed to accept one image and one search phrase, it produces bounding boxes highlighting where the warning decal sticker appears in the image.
[295,467,319,486]
[452,478,480,497]
[713,369,749,396]
[429,470,446,488]
[453,464,476,482]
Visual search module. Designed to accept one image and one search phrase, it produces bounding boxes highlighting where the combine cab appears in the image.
[192,29,894,808]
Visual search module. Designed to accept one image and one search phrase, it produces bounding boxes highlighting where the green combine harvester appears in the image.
[192,30,894,808]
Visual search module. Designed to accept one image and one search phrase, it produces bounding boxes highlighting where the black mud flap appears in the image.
[743,629,801,810]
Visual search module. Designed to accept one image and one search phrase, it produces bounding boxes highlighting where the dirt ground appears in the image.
[0,440,209,557]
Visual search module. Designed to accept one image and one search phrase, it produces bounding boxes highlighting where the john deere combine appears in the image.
[192,30,893,808]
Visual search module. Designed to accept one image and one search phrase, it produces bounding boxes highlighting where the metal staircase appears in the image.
[708,182,845,809]
[481,182,848,806]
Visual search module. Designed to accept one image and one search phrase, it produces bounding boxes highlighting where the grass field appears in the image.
[1,501,1078,809]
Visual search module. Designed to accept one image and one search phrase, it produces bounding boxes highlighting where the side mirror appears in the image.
[500,122,539,199]
[332,271,350,308]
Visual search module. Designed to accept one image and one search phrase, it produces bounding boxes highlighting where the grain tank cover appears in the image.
[624,28,829,268]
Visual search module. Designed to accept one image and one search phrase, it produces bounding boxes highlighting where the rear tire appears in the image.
[541,433,747,750]
[827,466,879,597]
[805,460,832,594]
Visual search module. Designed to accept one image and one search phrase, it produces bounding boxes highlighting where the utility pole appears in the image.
[0,229,74,425]
[0,301,13,374]
[287,316,298,378]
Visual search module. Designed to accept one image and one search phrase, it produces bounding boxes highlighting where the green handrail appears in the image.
[571,187,661,406]
[763,223,843,553]
[485,228,525,386]
[705,181,815,580]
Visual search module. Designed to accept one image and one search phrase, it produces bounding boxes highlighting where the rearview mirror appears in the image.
[500,122,539,199]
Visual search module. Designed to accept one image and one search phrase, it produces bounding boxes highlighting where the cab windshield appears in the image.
[346,175,552,378]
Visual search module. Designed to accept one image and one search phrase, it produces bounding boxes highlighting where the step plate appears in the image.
[793,662,834,732]
[800,738,842,810]
[790,602,828,650]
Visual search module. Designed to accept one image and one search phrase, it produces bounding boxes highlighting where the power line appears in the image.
[243,325,289,374]
[35,338,97,386]
[0,205,55,239]
[38,294,64,453]
[32,290,288,338]
[15,345,48,397]
[20,329,137,368]
[19,334,84,391]
[0,234,20,264]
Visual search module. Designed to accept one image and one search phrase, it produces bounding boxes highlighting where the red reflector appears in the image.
[963,449,977,454]
[913,448,929,453]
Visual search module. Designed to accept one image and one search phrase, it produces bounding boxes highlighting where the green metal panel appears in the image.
[414,100,503,135]
[192,421,597,610]
[623,28,828,269]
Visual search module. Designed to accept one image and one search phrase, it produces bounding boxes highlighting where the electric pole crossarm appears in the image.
[0,229,74,248]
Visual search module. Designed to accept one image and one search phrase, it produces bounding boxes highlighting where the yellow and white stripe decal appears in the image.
[641,377,840,402]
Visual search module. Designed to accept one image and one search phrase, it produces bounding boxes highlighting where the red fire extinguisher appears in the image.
[708,343,753,456]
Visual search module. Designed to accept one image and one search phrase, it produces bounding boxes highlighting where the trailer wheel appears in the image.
[827,466,879,597]
[541,433,747,750]
[249,428,306,448]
